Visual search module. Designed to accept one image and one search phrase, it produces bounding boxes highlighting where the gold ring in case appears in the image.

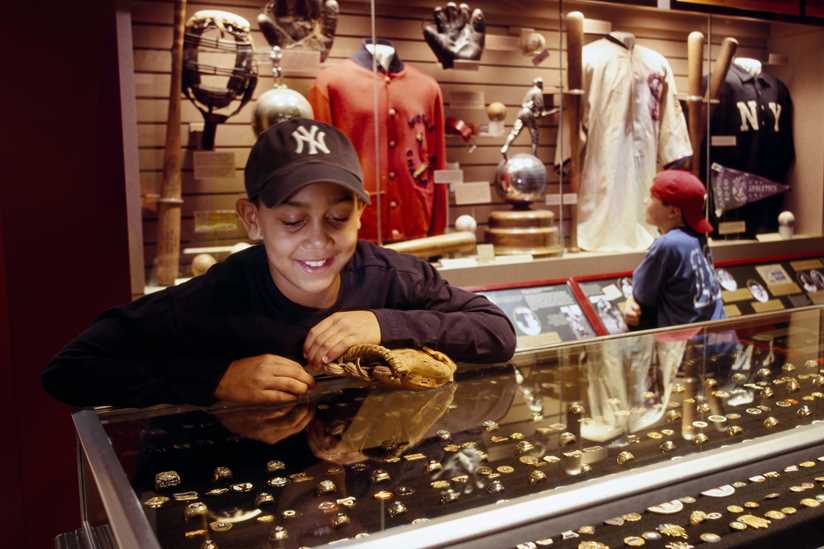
[765,510,786,520]
[317,480,336,495]
[800,460,817,468]
[700,532,721,543]
[577,541,607,549]
[624,536,645,546]
[559,432,577,446]
[184,502,208,520]
[800,498,821,508]
[318,501,338,513]
[266,460,285,473]
[173,491,199,501]
[332,511,351,527]
[388,501,407,517]
[763,416,779,429]
[783,362,797,373]
[707,415,727,424]
[726,504,744,513]
[201,539,218,549]
[184,529,208,538]
[154,471,181,490]
[144,496,170,509]
[209,521,233,533]
[373,490,393,501]
[256,514,274,523]
[743,500,760,509]
[782,506,798,514]
[230,482,253,493]
[282,509,297,519]
[689,510,707,525]
[569,402,586,416]
[739,514,771,529]
[656,523,687,538]
[729,521,747,531]
[371,470,391,483]
[728,425,743,437]
[693,432,709,445]
[269,525,288,541]
[212,467,232,483]
[616,451,635,465]
[797,405,813,417]
[528,470,547,484]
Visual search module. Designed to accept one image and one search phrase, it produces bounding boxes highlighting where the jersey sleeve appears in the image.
[308,77,333,124]
[371,260,516,363]
[658,60,693,166]
[42,291,232,408]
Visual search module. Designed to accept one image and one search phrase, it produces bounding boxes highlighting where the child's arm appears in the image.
[303,260,516,368]
[43,290,313,407]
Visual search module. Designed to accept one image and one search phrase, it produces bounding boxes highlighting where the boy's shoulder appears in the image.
[349,240,433,278]
[655,227,700,252]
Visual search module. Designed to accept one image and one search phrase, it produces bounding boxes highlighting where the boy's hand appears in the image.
[215,354,315,404]
[216,405,314,444]
[303,311,381,371]
[623,297,642,327]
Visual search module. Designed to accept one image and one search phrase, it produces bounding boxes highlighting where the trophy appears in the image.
[486,78,560,256]
[252,46,314,135]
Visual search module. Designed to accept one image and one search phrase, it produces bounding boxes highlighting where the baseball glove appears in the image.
[422,2,485,69]
[258,0,339,62]
[321,344,457,390]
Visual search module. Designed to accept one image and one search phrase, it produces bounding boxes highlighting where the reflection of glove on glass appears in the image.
[258,0,339,62]
[422,2,485,69]
[322,344,457,390]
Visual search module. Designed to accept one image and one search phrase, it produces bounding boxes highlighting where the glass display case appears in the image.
[129,0,824,292]
[74,306,824,548]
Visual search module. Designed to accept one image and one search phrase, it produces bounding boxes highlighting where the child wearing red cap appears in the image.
[624,170,725,329]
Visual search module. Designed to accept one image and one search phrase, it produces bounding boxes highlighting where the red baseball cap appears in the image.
[651,170,713,234]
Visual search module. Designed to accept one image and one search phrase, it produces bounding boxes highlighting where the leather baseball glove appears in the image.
[321,344,457,390]
[258,0,339,62]
[422,2,485,69]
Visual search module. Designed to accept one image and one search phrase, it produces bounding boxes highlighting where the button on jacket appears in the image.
[557,37,693,252]
[309,43,447,243]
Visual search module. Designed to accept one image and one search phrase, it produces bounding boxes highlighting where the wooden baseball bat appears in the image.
[708,37,738,102]
[383,232,476,259]
[687,31,705,176]
[151,0,187,286]
[564,11,584,252]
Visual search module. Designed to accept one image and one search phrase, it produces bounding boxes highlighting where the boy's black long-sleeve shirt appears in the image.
[43,242,516,408]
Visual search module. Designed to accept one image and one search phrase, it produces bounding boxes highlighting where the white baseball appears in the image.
[455,214,477,233]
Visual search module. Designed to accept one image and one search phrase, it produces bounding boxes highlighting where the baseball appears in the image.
[486,102,507,122]
[191,254,217,276]
[455,214,478,233]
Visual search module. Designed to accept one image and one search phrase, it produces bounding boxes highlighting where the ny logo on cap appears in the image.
[292,125,330,155]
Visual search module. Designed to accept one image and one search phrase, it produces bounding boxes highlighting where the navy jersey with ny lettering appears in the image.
[702,63,794,235]
[43,242,516,408]
[632,228,725,328]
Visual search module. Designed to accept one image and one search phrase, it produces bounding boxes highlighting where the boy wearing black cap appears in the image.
[44,119,516,407]
[624,170,725,329]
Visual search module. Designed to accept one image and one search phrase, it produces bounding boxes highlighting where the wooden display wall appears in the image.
[131,0,770,279]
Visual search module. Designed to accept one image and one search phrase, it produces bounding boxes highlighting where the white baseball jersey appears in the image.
[558,37,693,252]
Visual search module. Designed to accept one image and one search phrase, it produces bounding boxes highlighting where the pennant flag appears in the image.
[710,163,789,216]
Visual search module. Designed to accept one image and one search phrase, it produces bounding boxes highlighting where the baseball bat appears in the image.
[708,37,738,102]
[151,0,187,286]
[687,31,705,176]
[383,232,476,259]
[564,11,584,252]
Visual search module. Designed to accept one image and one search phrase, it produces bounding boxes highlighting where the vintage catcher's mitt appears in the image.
[322,344,457,390]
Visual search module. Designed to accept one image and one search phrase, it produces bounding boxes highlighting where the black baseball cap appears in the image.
[244,118,370,207]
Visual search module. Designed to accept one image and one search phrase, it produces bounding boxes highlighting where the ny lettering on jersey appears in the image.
[701,63,794,236]
[736,100,783,132]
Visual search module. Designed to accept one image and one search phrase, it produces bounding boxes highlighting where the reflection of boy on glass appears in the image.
[624,171,724,330]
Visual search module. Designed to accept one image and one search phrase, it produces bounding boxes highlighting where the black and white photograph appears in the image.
[747,279,770,303]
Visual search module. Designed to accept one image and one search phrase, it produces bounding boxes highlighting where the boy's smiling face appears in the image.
[237,182,364,308]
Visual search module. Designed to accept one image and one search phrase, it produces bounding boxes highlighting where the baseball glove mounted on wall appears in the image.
[422,2,485,69]
[321,344,457,390]
[258,0,339,62]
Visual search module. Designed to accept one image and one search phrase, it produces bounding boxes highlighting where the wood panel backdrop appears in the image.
[131,0,769,280]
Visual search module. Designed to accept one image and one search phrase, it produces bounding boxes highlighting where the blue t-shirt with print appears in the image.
[632,227,725,328]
